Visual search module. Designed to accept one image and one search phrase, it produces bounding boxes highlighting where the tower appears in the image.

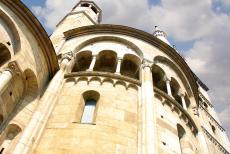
[50,0,102,53]
[0,0,230,154]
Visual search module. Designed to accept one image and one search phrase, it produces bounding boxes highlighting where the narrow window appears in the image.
[81,99,96,123]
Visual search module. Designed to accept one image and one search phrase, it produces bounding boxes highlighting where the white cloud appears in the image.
[30,0,230,139]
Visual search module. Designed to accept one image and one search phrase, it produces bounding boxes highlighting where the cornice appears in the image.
[1,0,59,78]
[64,24,199,103]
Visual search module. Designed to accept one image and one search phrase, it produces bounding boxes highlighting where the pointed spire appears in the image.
[153,26,171,45]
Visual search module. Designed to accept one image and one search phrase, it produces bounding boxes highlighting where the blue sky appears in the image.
[21,0,230,139]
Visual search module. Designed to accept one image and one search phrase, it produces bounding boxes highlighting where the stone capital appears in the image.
[163,76,171,82]
[5,61,22,75]
[141,59,153,69]
[178,91,185,97]
[61,51,74,62]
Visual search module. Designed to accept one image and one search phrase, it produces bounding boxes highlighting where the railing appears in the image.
[199,92,213,108]
[154,87,198,135]
[199,104,225,132]
[202,126,230,154]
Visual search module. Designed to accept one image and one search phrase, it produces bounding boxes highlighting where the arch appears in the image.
[209,122,216,134]
[154,56,193,97]
[0,10,21,53]
[0,114,3,125]
[152,64,167,93]
[66,77,76,83]
[74,36,143,59]
[115,80,127,89]
[94,50,117,73]
[81,90,100,123]
[102,78,114,86]
[0,43,11,67]
[24,69,39,98]
[89,77,102,84]
[77,77,88,83]
[177,124,193,154]
[170,77,182,106]
[184,94,191,109]
[127,84,138,91]
[72,50,92,72]
[120,54,141,80]
[82,90,100,102]
[0,124,21,153]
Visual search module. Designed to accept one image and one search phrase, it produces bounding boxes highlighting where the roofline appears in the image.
[1,0,59,78]
[63,24,200,103]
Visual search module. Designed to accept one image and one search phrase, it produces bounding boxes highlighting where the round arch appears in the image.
[121,54,141,80]
[152,64,167,93]
[73,36,144,59]
[0,10,21,53]
[154,56,193,97]
[94,50,117,73]
[73,50,93,72]
[0,43,11,67]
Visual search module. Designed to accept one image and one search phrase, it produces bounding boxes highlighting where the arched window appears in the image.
[72,51,92,72]
[80,90,100,124]
[120,54,141,80]
[0,114,3,125]
[0,43,11,67]
[0,124,21,153]
[170,78,182,105]
[94,50,117,73]
[177,124,186,153]
[209,122,216,134]
[81,99,96,123]
[152,65,167,93]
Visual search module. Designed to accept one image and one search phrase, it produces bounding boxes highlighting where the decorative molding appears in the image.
[63,24,199,103]
[65,71,141,86]
[202,126,229,154]
[6,61,22,75]
[199,104,225,132]
[141,59,153,69]
[199,92,213,108]
[61,51,74,62]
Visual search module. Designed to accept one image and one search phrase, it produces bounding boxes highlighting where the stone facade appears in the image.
[0,0,229,154]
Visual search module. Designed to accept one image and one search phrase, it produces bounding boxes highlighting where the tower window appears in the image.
[81,99,96,123]
[81,3,90,7]
[91,6,98,14]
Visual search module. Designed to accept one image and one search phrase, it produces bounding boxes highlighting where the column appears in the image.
[0,70,13,94]
[0,61,21,95]
[180,93,187,110]
[141,60,157,154]
[115,58,122,74]
[197,131,210,154]
[13,52,75,154]
[164,77,172,96]
[88,55,97,71]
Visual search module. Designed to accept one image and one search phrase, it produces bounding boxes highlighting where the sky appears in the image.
[21,0,230,139]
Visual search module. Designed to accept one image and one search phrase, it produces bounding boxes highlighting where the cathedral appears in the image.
[0,0,230,153]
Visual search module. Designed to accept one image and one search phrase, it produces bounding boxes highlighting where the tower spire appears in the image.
[153,26,171,45]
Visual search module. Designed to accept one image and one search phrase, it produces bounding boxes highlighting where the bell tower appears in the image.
[50,0,102,53]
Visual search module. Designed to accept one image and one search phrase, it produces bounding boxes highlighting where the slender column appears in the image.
[164,77,172,96]
[141,60,157,154]
[0,61,21,95]
[197,131,210,154]
[180,93,187,110]
[0,70,13,94]
[13,52,75,154]
[88,55,97,71]
[115,58,122,74]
